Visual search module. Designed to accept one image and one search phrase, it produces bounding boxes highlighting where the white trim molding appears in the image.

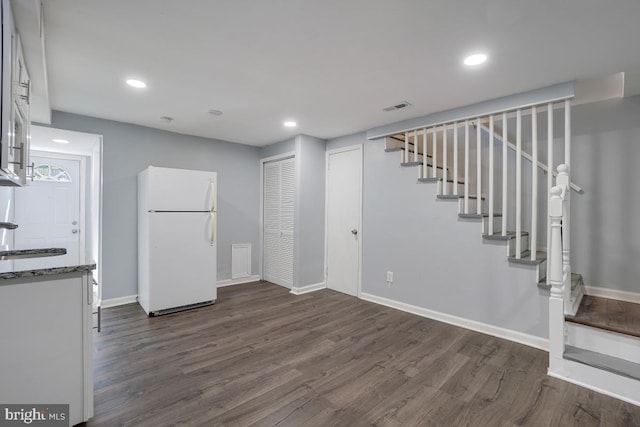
[217,274,261,288]
[585,285,640,304]
[290,282,326,295]
[360,292,549,351]
[101,294,138,308]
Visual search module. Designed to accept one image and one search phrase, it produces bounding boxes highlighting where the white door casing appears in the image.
[326,145,362,297]
[14,155,84,269]
[262,156,295,289]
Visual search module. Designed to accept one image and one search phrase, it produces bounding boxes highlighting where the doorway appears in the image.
[14,154,84,269]
[25,126,103,301]
[325,145,362,296]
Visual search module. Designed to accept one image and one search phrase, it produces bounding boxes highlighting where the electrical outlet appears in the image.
[386,271,393,283]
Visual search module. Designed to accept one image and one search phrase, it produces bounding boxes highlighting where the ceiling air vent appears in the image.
[383,101,412,112]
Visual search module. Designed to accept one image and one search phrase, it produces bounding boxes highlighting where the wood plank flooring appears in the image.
[87,282,640,426]
[566,295,640,338]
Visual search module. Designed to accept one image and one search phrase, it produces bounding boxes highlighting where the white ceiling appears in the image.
[41,0,640,147]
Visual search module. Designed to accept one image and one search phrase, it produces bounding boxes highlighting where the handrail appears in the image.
[476,122,583,194]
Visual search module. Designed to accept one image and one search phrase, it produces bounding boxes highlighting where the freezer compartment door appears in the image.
[147,212,217,312]
[145,166,217,212]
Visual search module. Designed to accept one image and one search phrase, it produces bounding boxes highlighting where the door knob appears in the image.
[72,221,78,225]
[72,229,78,234]
[351,229,358,235]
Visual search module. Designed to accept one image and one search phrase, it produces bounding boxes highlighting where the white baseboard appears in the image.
[585,285,640,304]
[359,292,549,351]
[217,274,261,288]
[101,294,138,308]
[290,282,326,295]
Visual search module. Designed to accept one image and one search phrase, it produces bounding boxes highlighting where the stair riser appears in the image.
[436,180,465,195]
[566,323,640,365]
[537,260,547,285]
[481,216,502,235]
[457,198,484,215]
[507,235,530,258]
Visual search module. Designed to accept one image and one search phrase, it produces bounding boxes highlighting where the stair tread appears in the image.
[384,147,403,152]
[441,195,487,201]
[458,212,502,218]
[564,345,640,381]
[508,250,546,265]
[417,177,465,185]
[566,295,640,339]
[538,272,582,291]
[401,162,445,170]
[483,231,529,241]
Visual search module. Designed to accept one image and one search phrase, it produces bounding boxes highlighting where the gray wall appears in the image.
[327,132,549,338]
[294,135,326,287]
[45,111,261,300]
[570,96,640,293]
[259,138,295,159]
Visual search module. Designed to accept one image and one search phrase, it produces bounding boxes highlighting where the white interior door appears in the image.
[14,155,82,269]
[262,157,295,289]
[326,146,362,296]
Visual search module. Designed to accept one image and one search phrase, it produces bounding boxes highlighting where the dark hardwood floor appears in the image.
[88,282,640,426]
[566,295,640,338]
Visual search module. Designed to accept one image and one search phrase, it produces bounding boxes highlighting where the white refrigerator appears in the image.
[137,166,217,316]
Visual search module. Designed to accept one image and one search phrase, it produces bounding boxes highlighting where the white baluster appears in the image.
[476,117,482,215]
[546,103,554,285]
[464,120,470,214]
[488,115,494,235]
[531,106,538,261]
[443,125,448,195]
[404,132,409,163]
[516,109,522,259]
[432,127,438,178]
[548,185,565,372]
[453,123,459,196]
[501,112,508,237]
[563,100,571,300]
[413,129,418,163]
[422,128,427,178]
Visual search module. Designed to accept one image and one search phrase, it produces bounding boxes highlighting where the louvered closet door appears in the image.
[263,157,295,288]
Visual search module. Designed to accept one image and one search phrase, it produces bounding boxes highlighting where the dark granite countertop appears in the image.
[0,248,96,280]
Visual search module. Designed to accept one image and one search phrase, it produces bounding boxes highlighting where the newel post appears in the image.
[556,164,571,310]
[548,185,565,373]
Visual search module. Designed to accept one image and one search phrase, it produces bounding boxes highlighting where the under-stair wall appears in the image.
[327,134,549,347]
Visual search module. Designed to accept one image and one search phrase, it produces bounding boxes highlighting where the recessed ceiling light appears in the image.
[126,79,147,88]
[283,121,297,128]
[208,109,223,116]
[464,53,488,66]
[52,138,69,144]
[160,116,174,123]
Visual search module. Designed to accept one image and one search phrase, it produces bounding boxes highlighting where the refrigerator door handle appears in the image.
[208,180,216,212]
[209,211,216,245]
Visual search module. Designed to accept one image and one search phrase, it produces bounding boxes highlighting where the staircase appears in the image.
[379,98,640,405]
[382,114,585,314]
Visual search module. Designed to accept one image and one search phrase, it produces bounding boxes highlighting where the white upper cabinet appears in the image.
[0,0,33,186]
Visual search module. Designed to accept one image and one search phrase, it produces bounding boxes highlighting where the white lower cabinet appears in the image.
[0,272,93,426]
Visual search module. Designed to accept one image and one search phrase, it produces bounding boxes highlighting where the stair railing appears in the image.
[385,99,575,268]
[548,165,570,371]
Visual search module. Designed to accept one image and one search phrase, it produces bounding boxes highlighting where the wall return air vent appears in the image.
[383,101,412,112]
